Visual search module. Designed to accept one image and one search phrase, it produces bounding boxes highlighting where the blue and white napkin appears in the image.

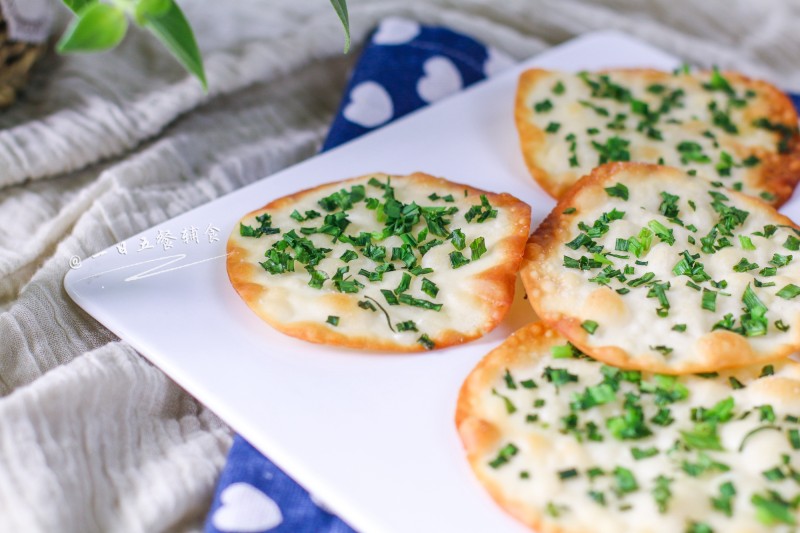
[204,17,514,533]
[790,94,800,114]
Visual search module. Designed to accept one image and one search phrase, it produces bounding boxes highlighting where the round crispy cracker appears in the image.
[227,172,531,351]
[457,321,800,532]
[521,162,800,374]
[515,68,800,206]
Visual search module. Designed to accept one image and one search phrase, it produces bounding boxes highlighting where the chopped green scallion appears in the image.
[398,293,442,311]
[488,443,518,468]
[729,376,745,389]
[776,284,800,300]
[582,320,599,334]
[701,289,717,312]
[652,475,672,513]
[492,388,517,414]
[631,447,659,460]
[558,468,579,480]
[470,237,487,260]
[604,183,629,201]
[534,99,553,113]
[739,235,756,250]
[613,467,638,494]
[711,481,736,517]
[417,334,435,350]
[449,251,470,269]
[789,429,800,450]
[751,491,797,526]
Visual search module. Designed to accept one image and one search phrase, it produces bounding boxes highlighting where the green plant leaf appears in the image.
[57,3,128,53]
[140,0,207,90]
[329,0,350,53]
[62,0,97,15]
[134,0,171,24]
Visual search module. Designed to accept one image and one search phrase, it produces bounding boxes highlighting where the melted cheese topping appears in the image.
[466,325,800,532]
[228,173,528,349]
[525,164,800,372]
[518,69,790,201]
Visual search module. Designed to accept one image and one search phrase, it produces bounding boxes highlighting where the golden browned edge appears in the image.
[455,322,574,533]
[521,161,800,374]
[739,70,800,206]
[514,69,570,199]
[514,68,800,207]
[227,171,532,352]
[455,320,800,532]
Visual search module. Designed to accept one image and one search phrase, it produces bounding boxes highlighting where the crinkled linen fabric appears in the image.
[2,0,800,531]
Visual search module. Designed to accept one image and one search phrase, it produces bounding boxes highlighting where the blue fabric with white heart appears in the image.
[206,436,354,533]
[322,16,515,151]
[204,17,513,533]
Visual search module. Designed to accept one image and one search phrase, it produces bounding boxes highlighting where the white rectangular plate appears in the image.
[65,31,790,533]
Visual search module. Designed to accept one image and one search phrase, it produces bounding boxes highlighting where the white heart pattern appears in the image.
[483,46,516,77]
[372,17,421,45]
[212,482,283,532]
[343,81,394,128]
[417,56,463,104]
